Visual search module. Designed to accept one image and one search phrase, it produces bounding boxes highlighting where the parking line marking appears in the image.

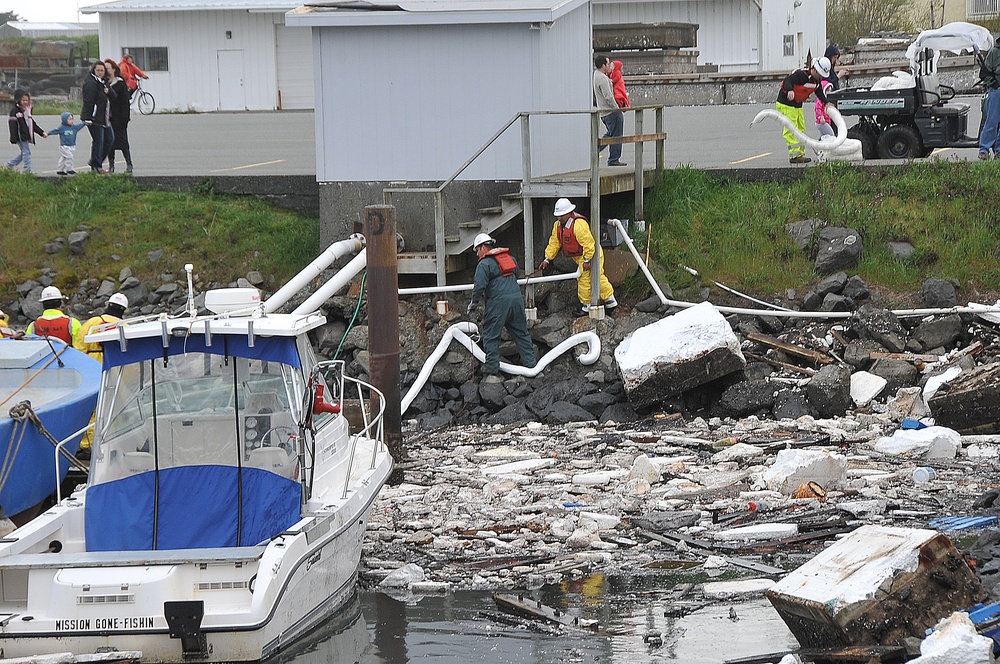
[931,148,952,155]
[731,153,771,164]
[211,159,285,172]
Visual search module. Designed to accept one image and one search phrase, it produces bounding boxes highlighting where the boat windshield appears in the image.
[85,347,307,551]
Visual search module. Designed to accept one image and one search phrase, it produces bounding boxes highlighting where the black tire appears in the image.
[137,91,155,115]
[847,126,878,159]
[877,124,924,159]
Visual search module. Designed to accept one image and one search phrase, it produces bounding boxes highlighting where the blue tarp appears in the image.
[85,465,300,551]
[102,334,300,370]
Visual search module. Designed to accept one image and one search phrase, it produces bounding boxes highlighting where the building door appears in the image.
[217,50,245,111]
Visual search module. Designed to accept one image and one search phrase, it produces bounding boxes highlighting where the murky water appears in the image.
[278,575,799,663]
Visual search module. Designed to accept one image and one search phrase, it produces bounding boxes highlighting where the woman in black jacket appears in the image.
[81,60,115,173]
[5,89,46,172]
[104,59,132,173]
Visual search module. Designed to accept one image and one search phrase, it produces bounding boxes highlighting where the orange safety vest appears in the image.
[559,215,585,257]
[33,316,72,344]
[483,247,517,276]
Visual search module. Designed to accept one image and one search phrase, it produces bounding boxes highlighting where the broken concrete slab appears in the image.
[766,525,985,648]
[873,426,961,459]
[615,301,746,408]
[702,578,776,598]
[760,449,847,494]
[928,362,1000,433]
[714,523,798,541]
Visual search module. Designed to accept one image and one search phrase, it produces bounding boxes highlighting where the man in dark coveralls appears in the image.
[467,233,537,376]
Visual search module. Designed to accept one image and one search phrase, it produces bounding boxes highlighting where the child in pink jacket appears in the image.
[815,79,835,138]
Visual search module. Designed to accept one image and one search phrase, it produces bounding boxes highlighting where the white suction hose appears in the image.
[292,250,368,316]
[401,322,601,413]
[264,234,365,313]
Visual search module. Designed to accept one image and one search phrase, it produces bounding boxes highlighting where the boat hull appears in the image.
[0,449,391,662]
[0,339,99,517]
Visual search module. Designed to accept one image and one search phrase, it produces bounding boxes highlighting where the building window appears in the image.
[783,35,795,57]
[122,47,168,72]
[968,0,1000,16]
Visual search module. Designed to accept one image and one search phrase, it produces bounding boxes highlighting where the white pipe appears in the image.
[610,218,1000,320]
[401,322,601,413]
[265,235,365,313]
[398,268,582,296]
[292,250,368,316]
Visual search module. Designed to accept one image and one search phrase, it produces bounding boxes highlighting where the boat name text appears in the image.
[55,616,155,631]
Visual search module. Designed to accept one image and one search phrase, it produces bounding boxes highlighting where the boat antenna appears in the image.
[184,264,197,317]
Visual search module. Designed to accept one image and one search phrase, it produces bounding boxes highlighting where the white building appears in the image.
[82,0,314,112]
[593,0,827,73]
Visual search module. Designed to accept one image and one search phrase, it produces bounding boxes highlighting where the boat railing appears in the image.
[314,360,387,500]
[340,374,386,500]
[54,422,92,502]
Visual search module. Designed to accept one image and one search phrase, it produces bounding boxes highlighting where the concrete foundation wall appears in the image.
[318,181,521,253]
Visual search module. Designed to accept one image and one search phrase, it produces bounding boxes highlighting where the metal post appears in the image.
[433,192,446,287]
[656,107,665,174]
[635,109,644,221]
[364,205,404,483]
[590,111,602,317]
[521,113,535,310]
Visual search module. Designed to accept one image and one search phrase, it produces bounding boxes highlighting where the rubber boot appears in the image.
[124,149,133,173]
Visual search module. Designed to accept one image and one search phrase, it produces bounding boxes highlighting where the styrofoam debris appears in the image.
[378,563,426,589]
[473,446,542,461]
[702,578,776,598]
[760,449,847,494]
[628,455,662,483]
[572,469,629,486]
[579,512,621,531]
[480,458,557,476]
[873,426,961,459]
[911,611,995,663]
[714,523,798,541]
[711,443,766,463]
[850,371,888,407]
[967,444,1000,459]
[923,366,963,402]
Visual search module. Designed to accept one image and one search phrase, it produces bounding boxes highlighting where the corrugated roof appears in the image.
[6,21,97,30]
[82,0,302,13]
[287,0,587,26]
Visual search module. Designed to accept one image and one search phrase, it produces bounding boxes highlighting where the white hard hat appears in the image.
[813,57,832,79]
[108,292,128,308]
[473,233,495,249]
[39,285,63,302]
[554,198,576,216]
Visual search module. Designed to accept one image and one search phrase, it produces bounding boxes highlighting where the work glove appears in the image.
[583,260,592,271]
[537,259,550,272]
[466,299,478,315]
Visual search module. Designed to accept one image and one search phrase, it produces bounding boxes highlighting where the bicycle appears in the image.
[130,78,155,115]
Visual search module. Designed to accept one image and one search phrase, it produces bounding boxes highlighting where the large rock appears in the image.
[869,357,920,394]
[910,315,962,351]
[786,218,826,253]
[814,227,863,274]
[854,304,907,353]
[922,278,958,308]
[614,302,746,409]
[717,380,779,417]
[806,364,852,418]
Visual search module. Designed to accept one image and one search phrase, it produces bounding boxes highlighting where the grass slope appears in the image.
[642,161,1000,303]
[0,172,318,306]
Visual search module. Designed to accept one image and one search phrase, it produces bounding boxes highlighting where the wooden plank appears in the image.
[870,351,939,363]
[494,593,599,631]
[945,340,984,364]
[745,331,833,364]
[744,352,817,376]
[726,645,906,664]
[636,529,785,576]
[598,133,668,146]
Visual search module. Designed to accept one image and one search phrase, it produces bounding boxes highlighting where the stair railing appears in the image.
[384,106,666,287]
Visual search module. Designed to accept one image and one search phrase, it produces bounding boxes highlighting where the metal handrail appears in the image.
[54,423,92,503]
[383,105,667,286]
[339,374,386,500]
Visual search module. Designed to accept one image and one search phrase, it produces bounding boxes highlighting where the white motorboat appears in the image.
[0,284,392,662]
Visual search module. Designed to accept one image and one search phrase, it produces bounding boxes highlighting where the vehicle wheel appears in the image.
[877,125,924,159]
[138,91,155,115]
[847,126,878,159]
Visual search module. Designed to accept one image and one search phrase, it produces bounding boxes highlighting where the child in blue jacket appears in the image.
[6,90,46,173]
[48,112,88,175]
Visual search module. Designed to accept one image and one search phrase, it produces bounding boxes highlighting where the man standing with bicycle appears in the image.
[119,53,148,98]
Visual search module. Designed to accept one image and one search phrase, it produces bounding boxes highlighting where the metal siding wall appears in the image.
[275,24,315,109]
[593,0,763,70]
[315,24,543,182]
[94,10,281,111]
[536,4,592,176]
[761,0,824,71]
